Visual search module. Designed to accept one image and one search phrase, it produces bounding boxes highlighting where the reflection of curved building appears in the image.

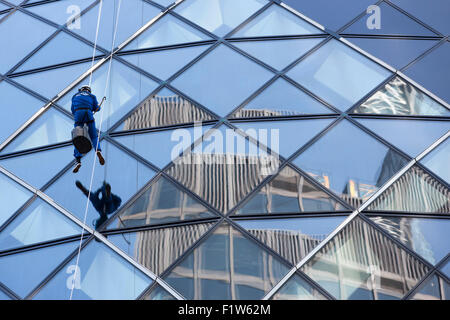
[123,94,212,130]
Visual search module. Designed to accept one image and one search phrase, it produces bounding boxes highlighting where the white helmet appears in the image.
[79,85,92,93]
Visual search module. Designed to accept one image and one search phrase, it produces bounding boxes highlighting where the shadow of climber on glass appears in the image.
[75,180,122,230]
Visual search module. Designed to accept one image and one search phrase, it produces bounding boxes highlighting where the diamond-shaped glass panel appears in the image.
[287,39,391,111]
[164,221,290,299]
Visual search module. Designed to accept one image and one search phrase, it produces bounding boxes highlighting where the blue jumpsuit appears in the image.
[71,91,102,159]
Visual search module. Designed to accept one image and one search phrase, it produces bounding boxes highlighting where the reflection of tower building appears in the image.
[233,108,298,118]
[123,94,211,130]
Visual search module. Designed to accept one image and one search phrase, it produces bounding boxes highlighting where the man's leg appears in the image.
[73,119,83,173]
[87,120,105,165]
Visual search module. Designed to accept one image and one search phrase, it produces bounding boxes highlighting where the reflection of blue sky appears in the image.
[237,216,345,238]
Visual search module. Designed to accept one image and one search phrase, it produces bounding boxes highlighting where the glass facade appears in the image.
[0,0,448,300]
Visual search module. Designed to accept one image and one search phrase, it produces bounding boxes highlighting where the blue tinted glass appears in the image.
[0,289,11,300]
[0,241,78,298]
[113,88,215,131]
[57,59,158,130]
[236,216,345,265]
[357,118,450,157]
[370,216,450,265]
[0,146,73,188]
[404,41,450,105]
[391,0,450,36]
[44,141,156,227]
[345,37,439,70]
[114,124,212,168]
[368,165,450,213]
[17,31,101,73]
[174,0,267,36]
[411,275,441,300]
[143,284,176,300]
[25,0,96,25]
[73,0,161,50]
[107,176,215,229]
[0,3,9,11]
[108,222,215,275]
[0,11,56,73]
[0,172,33,227]
[236,165,345,214]
[121,44,210,80]
[0,81,44,145]
[13,61,92,99]
[233,118,334,158]
[271,273,327,300]
[421,138,450,185]
[287,39,391,111]
[1,108,73,154]
[233,4,322,37]
[0,198,80,251]
[232,77,334,118]
[292,120,408,204]
[152,0,174,7]
[171,44,274,116]
[441,261,450,278]
[233,38,322,71]
[34,240,152,300]
[282,0,375,31]
[353,77,450,116]
[343,2,436,36]
[164,222,290,299]
[124,14,211,50]
[301,217,430,300]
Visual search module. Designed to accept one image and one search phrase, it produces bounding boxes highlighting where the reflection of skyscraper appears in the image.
[123,94,211,130]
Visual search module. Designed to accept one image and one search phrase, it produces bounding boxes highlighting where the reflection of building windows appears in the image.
[123,94,211,130]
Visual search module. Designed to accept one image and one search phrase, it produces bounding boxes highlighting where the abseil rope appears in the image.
[70,0,123,300]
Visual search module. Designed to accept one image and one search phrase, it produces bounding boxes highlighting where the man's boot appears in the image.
[73,158,82,173]
[96,151,105,166]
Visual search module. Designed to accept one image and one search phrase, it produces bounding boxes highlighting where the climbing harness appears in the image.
[70,0,123,300]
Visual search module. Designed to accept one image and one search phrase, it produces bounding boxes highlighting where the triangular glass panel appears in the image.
[441,260,450,279]
[56,59,159,131]
[34,240,152,300]
[404,41,450,105]
[164,221,290,299]
[235,165,345,215]
[287,39,391,111]
[0,198,81,251]
[113,88,215,131]
[0,241,79,298]
[301,217,430,300]
[13,61,92,100]
[123,14,211,51]
[121,44,211,80]
[345,37,439,70]
[233,38,322,71]
[233,118,334,158]
[44,141,156,227]
[411,275,441,300]
[0,172,33,227]
[167,125,281,213]
[114,123,214,169]
[0,81,44,145]
[171,44,274,116]
[151,0,174,8]
[25,0,97,26]
[357,118,450,158]
[233,4,323,37]
[0,10,56,74]
[72,0,161,50]
[0,289,11,300]
[292,119,409,207]
[370,215,450,265]
[236,215,346,265]
[353,77,450,116]
[342,2,436,36]
[421,137,450,185]
[174,0,266,37]
[142,284,176,300]
[1,108,73,155]
[231,78,334,118]
[271,273,327,300]
[0,145,73,189]
[107,176,216,229]
[367,165,450,213]
[108,222,216,275]
[16,31,102,73]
